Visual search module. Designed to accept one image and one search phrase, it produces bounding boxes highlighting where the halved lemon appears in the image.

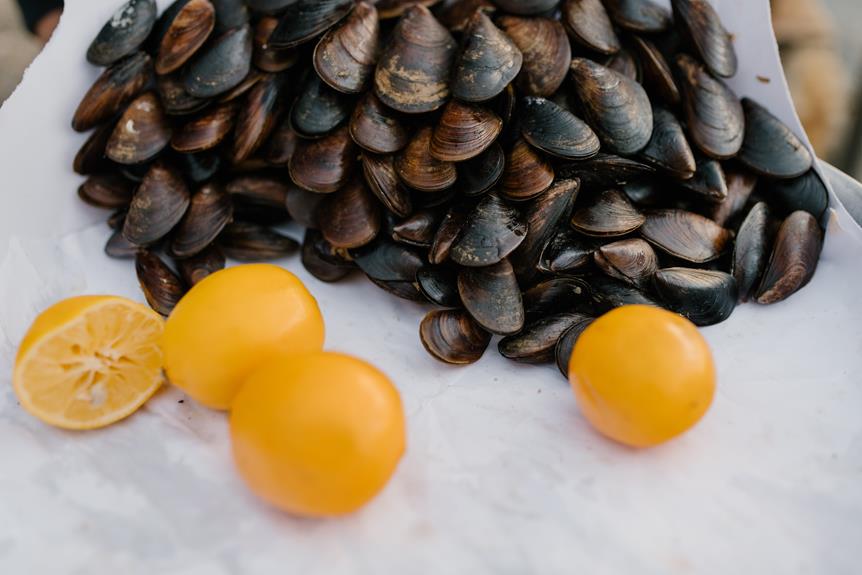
[13,295,165,430]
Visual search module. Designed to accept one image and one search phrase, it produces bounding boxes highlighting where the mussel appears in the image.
[319,181,382,249]
[349,92,409,154]
[523,276,593,319]
[459,144,505,197]
[420,309,491,365]
[268,0,354,49]
[291,74,350,139]
[554,315,595,376]
[171,100,237,153]
[733,202,772,303]
[416,265,460,307]
[498,16,570,97]
[396,127,457,193]
[679,156,727,201]
[452,10,522,102]
[253,16,298,73]
[631,35,680,106]
[219,222,299,260]
[123,161,190,245]
[738,98,813,179]
[653,268,737,326]
[106,92,173,165]
[392,209,444,248]
[88,0,158,66]
[430,101,503,162]
[232,73,283,163]
[177,244,226,285]
[639,107,696,179]
[671,0,737,78]
[603,0,671,33]
[184,23,252,98]
[755,211,822,304]
[520,97,600,160]
[429,198,474,265]
[155,0,215,75]
[361,153,413,218]
[73,52,153,132]
[458,259,525,336]
[289,126,356,193]
[710,168,756,227]
[570,189,645,237]
[499,312,589,364]
[170,182,234,258]
[314,1,380,94]
[593,238,658,288]
[501,139,554,201]
[562,0,620,55]
[135,250,186,316]
[301,228,355,283]
[450,194,527,267]
[78,174,135,209]
[640,209,732,263]
[765,170,829,220]
[538,228,594,273]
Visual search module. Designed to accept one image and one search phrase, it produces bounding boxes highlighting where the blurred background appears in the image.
[0,0,860,177]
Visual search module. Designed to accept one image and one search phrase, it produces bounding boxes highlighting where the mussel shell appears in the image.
[227,174,292,220]
[349,92,409,154]
[416,266,461,307]
[87,0,157,66]
[105,229,140,259]
[500,139,554,201]
[499,312,587,364]
[622,179,663,207]
[671,0,737,78]
[439,0,496,32]
[301,228,355,282]
[430,101,503,162]
[156,0,215,75]
[171,100,237,153]
[603,0,671,33]
[135,250,186,316]
[123,161,191,245]
[212,0,248,32]
[419,309,490,365]
[639,107,696,179]
[217,68,263,103]
[570,189,645,237]
[373,5,457,114]
[450,194,527,267]
[640,208,732,263]
[314,1,380,94]
[458,143,505,197]
[733,202,771,303]
[493,0,559,15]
[73,52,152,133]
[603,47,640,81]
[176,244,226,285]
[395,127,457,193]
[392,209,443,247]
[709,168,757,227]
[184,24,252,98]
[676,54,745,160]
[170,183,234,258]
[498,16,570,97]
[289,126,357,193]
[74,123,115,175]
[264,116,299,166]
[755,211,823,305]
[361,153,413,218]
[653,268,737,326]
[569,57,653,155]
[589,274,659,311]
[593,238,658,288]
[537,227,594,273]
[286,188,327,228]
[176,150,222,183]
[554,315,595,376]
[319,181,382,249]
[254,16,299,73]
[291,73,351,138]
[452,10,522,102]
[520,97,599,161]
[738,98,812,179]
[562,0,620,55]
[106,92,172,165]
[557,153,656,188]
[351,241,424,297]
[510,179,579,280]
[233,73,284,163]
[158,73,208,116]
[679,156,727,201]
[522,276,593,319]
[268,0,354,49]
[765,170,829,220]
[219,222,299,261]
[369,276,426,301]
[458,258,525,336]
[78,174,136,209]
[429,198,475,265]
[631,35,680,106]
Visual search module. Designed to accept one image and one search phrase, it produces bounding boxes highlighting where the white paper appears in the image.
[1,1,861,574]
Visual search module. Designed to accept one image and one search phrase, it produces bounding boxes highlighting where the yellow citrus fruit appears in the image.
[568,305,715,448]
[13,295,164,430]
[230,352,406,517]
[162,264,324,410]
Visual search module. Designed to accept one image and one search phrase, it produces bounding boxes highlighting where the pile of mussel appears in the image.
[73,0,827,376]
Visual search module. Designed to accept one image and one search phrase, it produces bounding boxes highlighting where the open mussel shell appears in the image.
[499,312,588,364]
[558,153,656,188]
[87,0,157,66]
[498,16,570,97]
[156,0,215,75]
[452,11,522,102]
[171,100,237,153]
[212,0,248,32]
[232,73,283,163]
[170,183,234,258]
[493,0,559,15]
[290,126,356,193]
[392,209,443,247]
[73,52,152,133]
[755,211,823,305]
[360,153,412,218]
[603,0,671,33]
[136,250,187,316]
[520,97,600,160]
[175,245,225,286]
[590,274,659,311]
[641,208,732,263]
[631,35,680,107]
[184,24,252,98]
[374,5,457,114]
[594,238,658,288]
[569,58,653,155]
[653,268,737,326]
[420,309,490,365]
[640,107,696,179]
[301,228,355,283]
[679,156,727,201]
[538,228,594,273]
[106,92,172,165]
[74,124,115,175]
[451,194,527,267]
[570,189,645,237]
[396,127,457,193]
[710,168,757,227]
[429,198,474,265]
[511,179,579,280]
[319,181,382,249]
[676,54,745,160]
[430,101,503,162]
[555,314,595,376]
[562,0,620,55]
[268,0,354,49]
[733,202,771,303]
[314,1,380,94]
[522,276,593,319]
[458,259,525,336]
[254,16,299,73]
[105,229,140,259]
[671,0,737,78]
[765,170,829,220]
[292,73,351,139]
[350,92,408,155]
[158,73,208,116]
[219,222,299,261]
[459,143,505,197]
[78,174,135,209]
[286,188,326,228]
[264,116,299,166]
[738,98,812,179]
[501,139,554,201]
[123,161,190,246]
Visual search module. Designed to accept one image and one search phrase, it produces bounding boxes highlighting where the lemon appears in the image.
[13,295,165,430]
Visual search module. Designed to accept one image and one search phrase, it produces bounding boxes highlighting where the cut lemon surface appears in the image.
[13,295,165,430]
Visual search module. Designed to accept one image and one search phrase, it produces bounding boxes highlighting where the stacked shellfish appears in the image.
[73,0,826,376]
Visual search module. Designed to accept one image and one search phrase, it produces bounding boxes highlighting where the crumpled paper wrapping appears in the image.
[0,1,861,573]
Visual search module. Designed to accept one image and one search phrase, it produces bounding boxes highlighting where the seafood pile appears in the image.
[72,0,826,375]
